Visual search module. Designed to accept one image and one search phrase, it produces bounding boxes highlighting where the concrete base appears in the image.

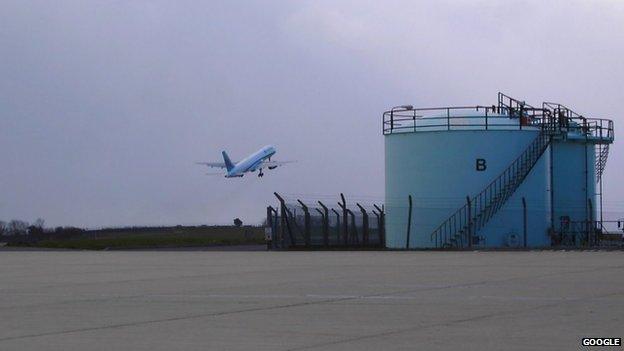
[0,250,622,350]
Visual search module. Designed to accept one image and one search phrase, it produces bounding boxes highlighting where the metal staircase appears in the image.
[596,144,609,182]
[430,95,555,248]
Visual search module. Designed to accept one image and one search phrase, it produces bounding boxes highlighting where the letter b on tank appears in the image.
[476,158,487,171]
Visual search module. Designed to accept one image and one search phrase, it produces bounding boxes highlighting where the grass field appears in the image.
[8,226,265,250]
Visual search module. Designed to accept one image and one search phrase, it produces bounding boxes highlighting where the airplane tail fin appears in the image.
[222,151,234,172]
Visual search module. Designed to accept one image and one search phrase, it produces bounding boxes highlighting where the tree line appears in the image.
[0,218,83,237]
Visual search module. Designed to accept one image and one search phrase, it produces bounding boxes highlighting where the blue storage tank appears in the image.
[383,94,614,249]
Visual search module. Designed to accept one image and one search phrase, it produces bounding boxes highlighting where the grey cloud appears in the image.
[1,0,623,227]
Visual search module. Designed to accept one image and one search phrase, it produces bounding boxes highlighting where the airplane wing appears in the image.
[196,162,227,169]
[262,160,296,168]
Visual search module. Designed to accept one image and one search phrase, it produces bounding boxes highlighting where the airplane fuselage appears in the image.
[226,145,276,177]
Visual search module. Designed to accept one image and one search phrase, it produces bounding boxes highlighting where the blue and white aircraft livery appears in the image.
[197,145,293,177]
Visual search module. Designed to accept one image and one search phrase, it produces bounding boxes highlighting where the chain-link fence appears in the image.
[267,193,385,249]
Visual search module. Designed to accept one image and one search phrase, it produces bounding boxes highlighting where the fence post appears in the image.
[466,195,472,248]
[331,208,341,245]
[374,204,385,248]
[522,197,527,248]
[315,208,325,247]
[347,209,358,245]
[273,209,279,246]
[406,195,413,249]
[277,198,285,247]
[588,198,594,246]
[372,209,380,247]
[318,201,329,248]
[357,203,369,246]
[274,192,295,247]
[266,206,274,250]
[339,193,348,245]
[297,200,311,248]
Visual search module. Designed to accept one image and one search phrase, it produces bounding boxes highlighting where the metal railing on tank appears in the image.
[383,104,550,135]
[382,93,614,142]
[542,101,614,142]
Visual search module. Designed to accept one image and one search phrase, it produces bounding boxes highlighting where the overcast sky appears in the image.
[1,0,623,228]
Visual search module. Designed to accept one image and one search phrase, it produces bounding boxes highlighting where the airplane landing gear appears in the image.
[258,170,264,177]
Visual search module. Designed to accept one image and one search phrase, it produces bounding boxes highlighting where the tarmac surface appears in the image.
[0,250,622,350]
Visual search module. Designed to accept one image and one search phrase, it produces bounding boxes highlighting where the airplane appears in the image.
[196,145,293,178]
